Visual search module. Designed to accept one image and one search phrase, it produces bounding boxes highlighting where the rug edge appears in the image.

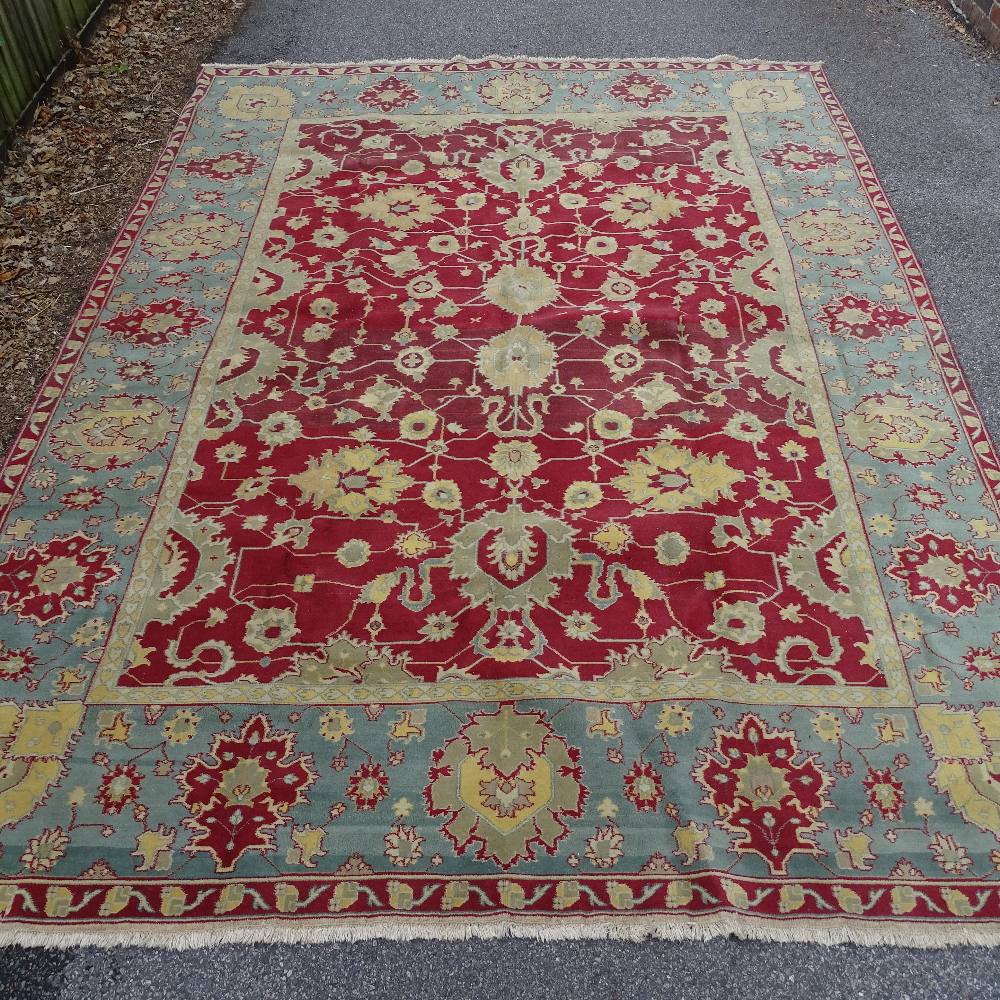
[1,912,997,950]
[199,54,825,70]
[0,66,218,517]
[809,64,1000,516]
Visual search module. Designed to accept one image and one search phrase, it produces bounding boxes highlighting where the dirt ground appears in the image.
[0,0,246,457]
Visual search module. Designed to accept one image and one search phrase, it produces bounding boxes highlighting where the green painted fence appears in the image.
[0,0,105,146]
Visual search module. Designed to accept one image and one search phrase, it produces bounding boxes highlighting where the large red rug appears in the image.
[1,58,999,946]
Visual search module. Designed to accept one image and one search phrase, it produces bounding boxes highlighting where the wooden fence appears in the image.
[0,0,105,147]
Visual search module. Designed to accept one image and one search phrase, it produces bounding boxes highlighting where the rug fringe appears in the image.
[0,912,995,950]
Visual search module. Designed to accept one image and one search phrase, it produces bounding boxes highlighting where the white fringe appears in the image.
[0,912,997,950]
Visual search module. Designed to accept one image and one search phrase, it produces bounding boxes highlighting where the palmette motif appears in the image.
[0,59,999,944]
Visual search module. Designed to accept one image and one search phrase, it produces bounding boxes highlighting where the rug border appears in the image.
[0,68,217,518]
[2,57,1000,951]
[807,66,1000,518]
[3,910,1000,950]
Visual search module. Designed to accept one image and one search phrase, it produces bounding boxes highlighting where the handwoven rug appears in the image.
[1,58,999,948]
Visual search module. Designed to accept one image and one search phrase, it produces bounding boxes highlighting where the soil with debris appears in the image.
[909,0,997,46]
[0,0,246,458]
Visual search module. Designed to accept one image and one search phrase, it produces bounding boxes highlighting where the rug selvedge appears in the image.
[1,58,1000,947]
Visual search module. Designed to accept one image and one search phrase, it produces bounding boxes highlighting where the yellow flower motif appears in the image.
[423,479,462,510]
[142,212,243,262]
[71,617,108,647]
[656,704,693,736]
[483,265,559,316]
[244,607,298,654]
[420,612,457,641]
[709,600,765,644]
[331,882,361,911]
[833,886,864,915]
[387,880,416,910]
[727,78,805,114]
[442,881,471,910]
[600,184,684,230]
[655,531,690,565]
[258,411,302,448]
[811,711,842,743]
[720,878,751,910]
[319,709,353,742]
[869,512,895,537]
[214,884,247,914]
[396,530,434,558]
[665,881,693,908]
[21,827,69,873]
[44,885,73,917]
[428,234,460,254]
[592,409,633,440]
[504,208,543,238]
[890,885,918,915]
[600,272,640,302]
[354,185,444,232]
[603,344,644,382]
[614,442,744,513]
[163,709,200,745]
[585,235,618,256]
[399,409,438,440]
[564,481,602,510]
[554,881,582,911]
[313,225,348,250]
[478,73,552,112]
[564,611,599,640]
[383,249,422,274]
[489,439,541,479]
[779,884,806,913]
[785,208,878,257]
[406,275,442,301]
[896,613,924,642]
[455,192,487,211]
[219,84,294,121]
[842,393,957,465]
[215,442,246,463]
[477,325,556,394]
[778,440,808,461]
[724,412,768,445]
[290,445,414,518]
[591,521,632,555]
[336,538,371,567]
[757,471,792,503]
